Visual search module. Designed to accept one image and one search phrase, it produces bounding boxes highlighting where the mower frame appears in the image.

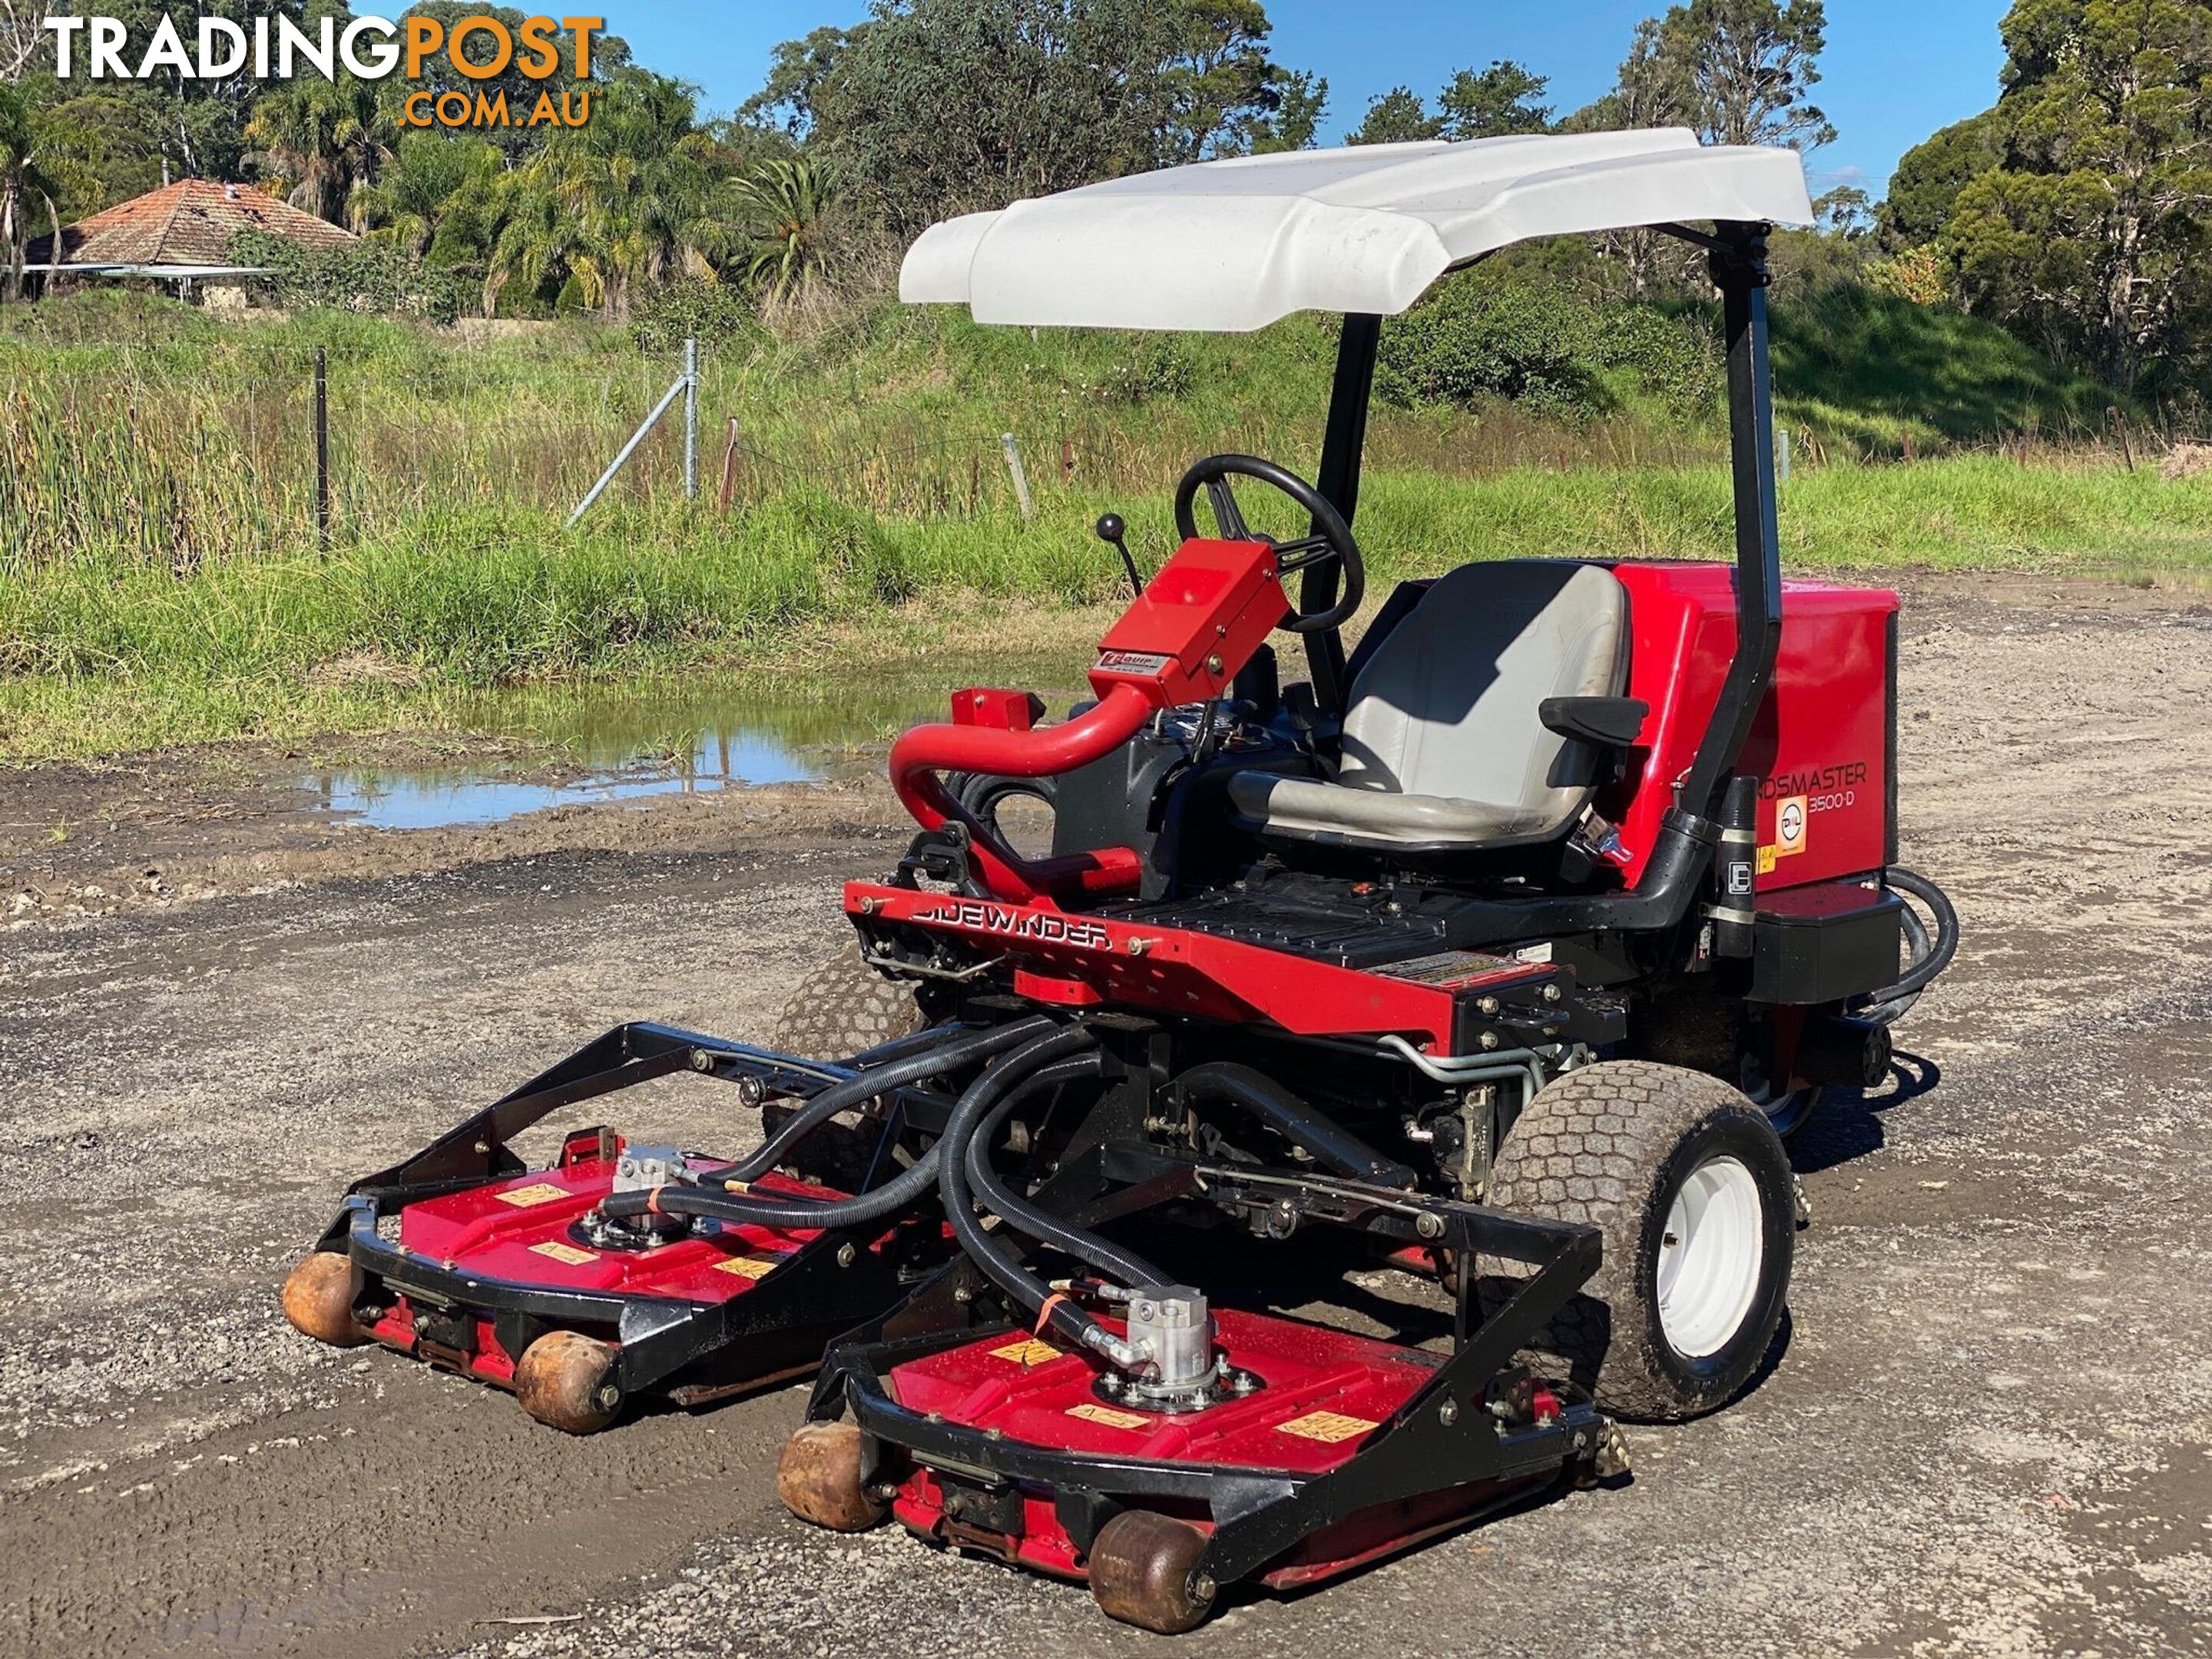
[810,1136,1607,1588]
[304,1022,959,1407]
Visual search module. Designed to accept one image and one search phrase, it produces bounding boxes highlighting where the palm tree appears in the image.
[488,71,730,320]
[355,131,500,257]
[727,156,836,300]
[245,74,391,229]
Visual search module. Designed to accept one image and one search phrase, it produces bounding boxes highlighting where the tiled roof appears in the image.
[28,180,357,267]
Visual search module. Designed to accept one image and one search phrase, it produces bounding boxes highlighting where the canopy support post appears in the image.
[1679,222,1784,819]
[1306,313,1380,714]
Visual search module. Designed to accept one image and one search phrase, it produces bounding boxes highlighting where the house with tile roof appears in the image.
[25,179,357,306]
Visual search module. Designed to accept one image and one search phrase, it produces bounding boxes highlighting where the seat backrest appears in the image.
[1337,561,1628,826]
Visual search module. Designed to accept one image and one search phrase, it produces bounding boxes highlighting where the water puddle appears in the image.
[302,680,941,831]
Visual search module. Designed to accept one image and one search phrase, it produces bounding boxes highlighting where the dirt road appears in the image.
[4,574,2210,1659]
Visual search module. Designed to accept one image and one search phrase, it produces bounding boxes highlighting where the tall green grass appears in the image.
[7,457,2210,762]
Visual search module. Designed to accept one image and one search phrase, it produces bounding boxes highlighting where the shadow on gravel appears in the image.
[1789,1051,1944,1176]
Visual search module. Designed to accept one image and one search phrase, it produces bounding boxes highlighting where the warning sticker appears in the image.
[495,1182,568,1208]
[988,1337,1063,1366]
[714,1254,782,1280]
[1273,1410,1379,1445]
[1756,845,1779,877]
[1775,795,1809,857]
[528,1240,597,1266]
[1066,1402,1148,1430]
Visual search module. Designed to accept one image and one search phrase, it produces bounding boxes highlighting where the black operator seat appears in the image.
[1227,560,1638,853]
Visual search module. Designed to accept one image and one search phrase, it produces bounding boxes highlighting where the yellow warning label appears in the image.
[528,1240,596,1266]
[1273,1410,1379,1445]
[1756,845,1779,876]
[988,1338,1062,1366]
[714,1254,781,1280]
[1066,1402,1148,1429]
[495,1182,568,1208]
[1775,795,1810,857]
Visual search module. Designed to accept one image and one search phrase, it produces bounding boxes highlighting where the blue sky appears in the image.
[595,1,2010,199]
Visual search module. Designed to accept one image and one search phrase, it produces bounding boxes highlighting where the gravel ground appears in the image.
[2,574,2209,1659]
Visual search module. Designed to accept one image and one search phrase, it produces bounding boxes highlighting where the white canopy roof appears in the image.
[901,130,1813,333]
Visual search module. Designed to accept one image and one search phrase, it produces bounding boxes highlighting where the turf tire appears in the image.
[1482,1060,1793,1422]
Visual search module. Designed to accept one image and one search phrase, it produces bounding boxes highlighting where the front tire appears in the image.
[1484,1061,1794,1422]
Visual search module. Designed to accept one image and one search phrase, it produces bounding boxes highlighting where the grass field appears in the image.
[2,290,2206,763]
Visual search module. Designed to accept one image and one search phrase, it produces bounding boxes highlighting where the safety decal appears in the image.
[495,1182,569,1208]
[528,1240,596,1266]
[1776,795,1809,857]
[1273,1409,1379,1445]
[714,1254,782,1279]
[1756,845,1779,876]
[988,1337,1063,1366]
[1065,1402,1149,1429]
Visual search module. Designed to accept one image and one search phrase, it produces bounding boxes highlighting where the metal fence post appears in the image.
[1773,423,1791,484]
[1001,432,1034,521]
[313,344,330,546]
[683,336,699,500]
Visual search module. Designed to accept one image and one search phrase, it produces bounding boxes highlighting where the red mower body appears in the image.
[363,1152,841,1390]
[1605,565,1898,889]
[878,1310,1565,1591]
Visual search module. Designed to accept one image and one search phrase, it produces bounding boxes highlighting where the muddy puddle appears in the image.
[300,679,945,830]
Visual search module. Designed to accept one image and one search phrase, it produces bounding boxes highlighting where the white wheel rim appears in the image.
[1654,1154,1765,1359]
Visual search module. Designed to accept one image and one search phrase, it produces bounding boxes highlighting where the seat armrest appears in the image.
[1539,695,1649,747]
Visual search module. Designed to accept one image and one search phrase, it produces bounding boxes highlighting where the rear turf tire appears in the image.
[764,944,931,1188]
[1483,1060,1794,1422]
[771,942,930,1061]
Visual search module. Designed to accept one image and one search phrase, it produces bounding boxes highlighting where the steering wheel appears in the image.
[1173,453,1365,635]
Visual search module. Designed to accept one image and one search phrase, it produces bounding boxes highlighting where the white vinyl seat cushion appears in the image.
[1229,561,1628,851]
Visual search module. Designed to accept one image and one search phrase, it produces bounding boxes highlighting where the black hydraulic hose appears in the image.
[935,1026,1124,1354]
[701,1016,1055,1187]
[963,1055,1170,1293]
[1170,1061,1419,1188]
[604,1018,1065,1233]
[1864,866,1959,1013]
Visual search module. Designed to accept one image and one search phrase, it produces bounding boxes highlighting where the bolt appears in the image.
[1439,1398,1460,1426]
[836,1243,857,1267]
[1476,995,1499,1015]
[1415,1211,1445,1240]
[952,1285,973,1303]
[1479,1031,1500,1051]
[1101,1372,1124,1395]
[1127,938,1150,957]
[595,1385,620,1410]
[1205,653,1224,676]
[1191,1574,1217,1603]
[473,1139,490,1155]
[1542,983,1562,1003]
[690,1048,715,1073]
[859,896,882,915]
[734,1075,766,1108]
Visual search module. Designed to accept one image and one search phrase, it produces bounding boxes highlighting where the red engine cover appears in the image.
[1604,564,1897,891]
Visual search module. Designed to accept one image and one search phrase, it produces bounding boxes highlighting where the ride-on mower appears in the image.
[285,129,1956,1631]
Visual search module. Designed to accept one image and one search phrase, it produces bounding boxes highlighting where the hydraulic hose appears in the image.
[1170,1061,1419,1188]
[963,1055,1169,1293]
[700,1016,1056,1187]
[1860,866,1959,1023]
[932,1026,1147,1364]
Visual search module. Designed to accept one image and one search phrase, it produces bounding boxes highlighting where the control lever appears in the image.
[1095,512,1145,599]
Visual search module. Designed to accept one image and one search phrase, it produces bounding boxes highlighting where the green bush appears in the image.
[1379,278,1599,419]
[554,275,590,318]
[628,277,757,353]
[228,229,464,324]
